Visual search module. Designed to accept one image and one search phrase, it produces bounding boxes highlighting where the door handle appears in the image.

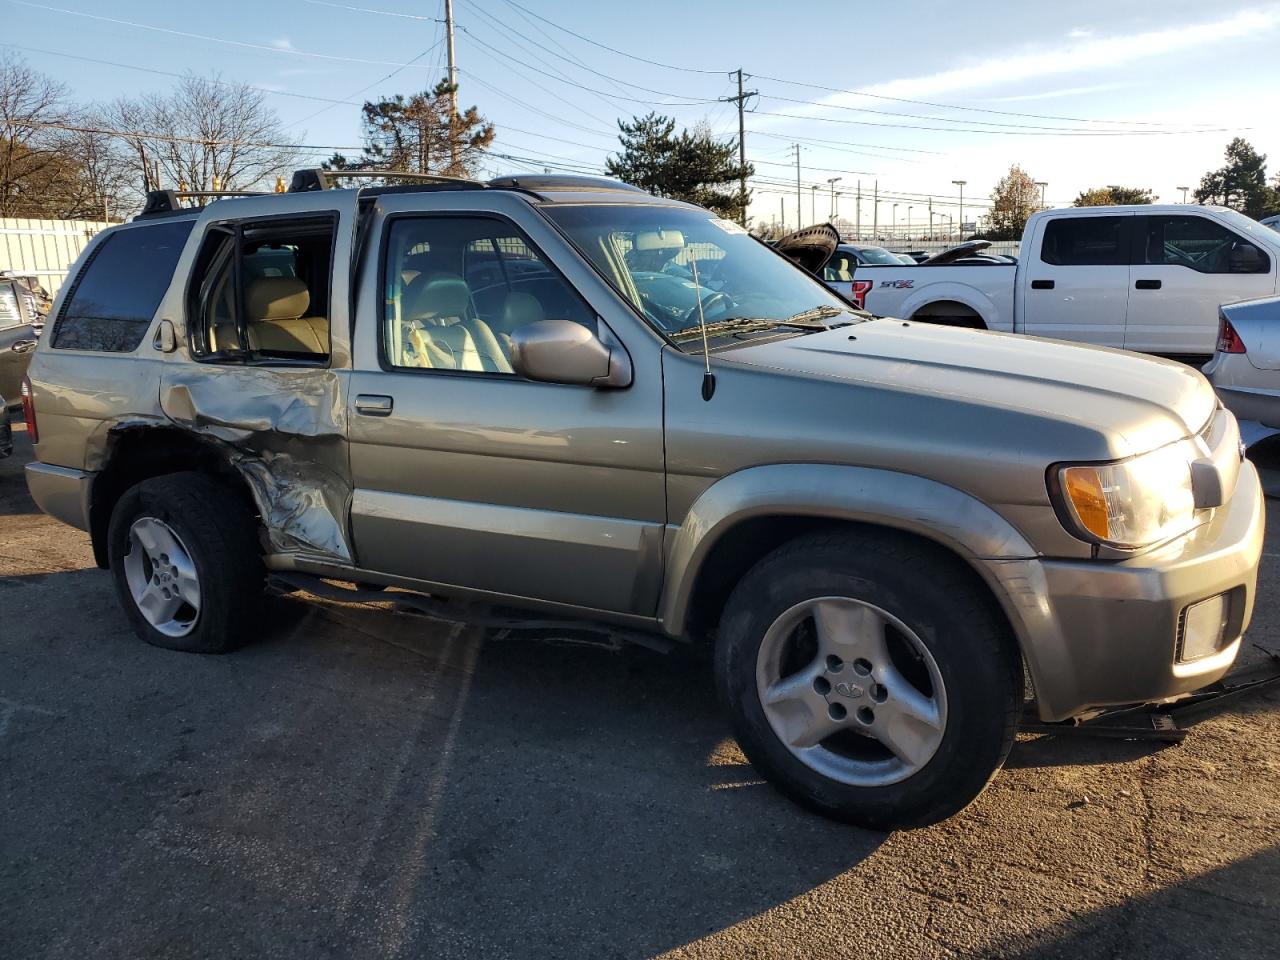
[10,339,36,353]
[354,394,394,416]
[1135,279,1162,290]
[1030,279,1054,290]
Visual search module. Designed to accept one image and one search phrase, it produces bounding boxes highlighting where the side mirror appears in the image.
[508,319,632,388]
[1230,243,1266,273]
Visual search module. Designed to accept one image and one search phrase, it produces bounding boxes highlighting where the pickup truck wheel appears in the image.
[716,531,1020,829]
[108,472,264,654]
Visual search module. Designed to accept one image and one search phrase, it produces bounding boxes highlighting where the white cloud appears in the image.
[1068,27,1094,39]
[271,37,296,51]
[845,5,1280,102]
[984,82,1131,102]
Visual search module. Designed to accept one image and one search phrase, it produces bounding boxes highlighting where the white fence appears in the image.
[1,218,112,295]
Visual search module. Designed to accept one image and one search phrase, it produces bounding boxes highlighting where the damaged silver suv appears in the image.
[23,171,1264,829]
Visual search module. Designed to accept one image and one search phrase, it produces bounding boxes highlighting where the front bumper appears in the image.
[985,460,1264,721]
[25,461,93,531]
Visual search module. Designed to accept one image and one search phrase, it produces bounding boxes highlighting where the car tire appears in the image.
[108,471,264,654]
[716,529,1021,829]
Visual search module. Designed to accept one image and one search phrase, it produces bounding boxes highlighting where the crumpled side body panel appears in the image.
[159,367,352,564]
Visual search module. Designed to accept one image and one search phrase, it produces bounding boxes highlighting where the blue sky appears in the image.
[7,0,1278,231]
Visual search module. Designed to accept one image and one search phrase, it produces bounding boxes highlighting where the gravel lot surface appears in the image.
[2,423,1278,959]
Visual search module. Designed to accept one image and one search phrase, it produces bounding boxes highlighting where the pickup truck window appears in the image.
[188,216,335,363]
[381,215,595,375]
[1139,215,1271,274]
[51,219,194,352]
[1040,216,1127,266]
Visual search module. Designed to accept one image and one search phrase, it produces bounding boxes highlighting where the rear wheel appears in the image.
[108,472,264,654]
[716,530,1021,829]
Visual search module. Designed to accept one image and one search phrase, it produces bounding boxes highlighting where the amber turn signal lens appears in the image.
[1063,466,1110,539]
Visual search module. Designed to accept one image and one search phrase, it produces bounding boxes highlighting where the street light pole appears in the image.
[811,184,818,225]
[907,206,913,240]
[1035,181,1048,208]
[1178,186,1190,203]
[892,203,899,241]
[952,180,966,240]
[827,177,841,219]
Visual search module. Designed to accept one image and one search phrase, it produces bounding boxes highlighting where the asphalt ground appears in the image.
[2,421,1278,960]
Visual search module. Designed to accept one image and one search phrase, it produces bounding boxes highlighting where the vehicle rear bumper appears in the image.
[984,460,1264,721]
[25,461,93,531]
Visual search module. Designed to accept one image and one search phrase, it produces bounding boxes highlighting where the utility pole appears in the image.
[793,143,802,228]
[855,180,861,240]
[445,0,458,167]
[1035,181,1048,208]
[719,69,758,226]
[779,197,785,232]
[827,177,841,219]
[952,180,966,240]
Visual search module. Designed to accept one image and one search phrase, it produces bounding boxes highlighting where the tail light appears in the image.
[1217,316,1246,355]
[851,279,873,310]
[20,375,37,443]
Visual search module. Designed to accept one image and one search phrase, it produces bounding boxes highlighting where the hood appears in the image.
[725,320,1215,458]
[921,239,992,265]
[774,223,840,274]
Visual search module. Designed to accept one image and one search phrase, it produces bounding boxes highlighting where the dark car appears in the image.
[0,275,39,412]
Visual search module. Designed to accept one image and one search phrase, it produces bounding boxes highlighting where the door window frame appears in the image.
[185,211,340,368]
[1132,213,1272,275]
[1038,214,1134,267]
[375,210,601,382]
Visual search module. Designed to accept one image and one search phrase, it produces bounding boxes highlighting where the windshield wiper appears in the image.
[670,305,849,342]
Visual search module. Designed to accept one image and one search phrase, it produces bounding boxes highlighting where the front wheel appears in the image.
[716,530,1021,829]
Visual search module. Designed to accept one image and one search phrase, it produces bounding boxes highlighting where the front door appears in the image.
[1124,213,1278,356]
[347,201,667,617]
[1019,213,1133,348]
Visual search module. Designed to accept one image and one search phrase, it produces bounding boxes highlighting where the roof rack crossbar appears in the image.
[139,188,268,218]
[288,168,484,192]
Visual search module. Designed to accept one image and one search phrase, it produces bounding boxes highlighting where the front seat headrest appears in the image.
[500,291,545,330]
[247,276,310,321]
[404,274,470,322]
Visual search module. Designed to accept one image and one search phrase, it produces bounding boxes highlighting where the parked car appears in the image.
[0,270,52,322]
[24,172,1263,829]
[1204,295,1280,446]
[0,274,39,411]
[821,241,903,305]
[859,205,1280,359]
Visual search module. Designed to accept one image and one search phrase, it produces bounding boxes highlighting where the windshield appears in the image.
[855,245,904,265]
[544,203,853,342]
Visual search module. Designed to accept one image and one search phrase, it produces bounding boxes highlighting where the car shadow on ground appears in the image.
[3,573,887,959]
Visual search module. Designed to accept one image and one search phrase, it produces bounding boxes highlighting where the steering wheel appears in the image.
[682,291,733,327]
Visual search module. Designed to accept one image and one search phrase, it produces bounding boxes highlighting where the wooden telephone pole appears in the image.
[718,69,757,226]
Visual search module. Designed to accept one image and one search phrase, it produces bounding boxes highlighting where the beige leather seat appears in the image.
[244,276,328,354]
[403,276,511,373]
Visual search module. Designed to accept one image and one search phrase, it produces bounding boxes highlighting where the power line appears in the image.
[6,116,364,152]
[299,0,438,20]
[750,107,1241,137]
[12,0,450,70]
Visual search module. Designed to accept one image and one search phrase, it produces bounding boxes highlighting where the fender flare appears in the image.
[658,462,1037,635]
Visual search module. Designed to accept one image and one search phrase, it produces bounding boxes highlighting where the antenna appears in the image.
[688,255,716,401]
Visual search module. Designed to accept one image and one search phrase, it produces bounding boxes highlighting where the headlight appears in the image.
[1052,441,1201,549]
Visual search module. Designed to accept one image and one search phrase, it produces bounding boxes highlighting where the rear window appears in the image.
[52,220,194,351]
[1040,216,1127,266]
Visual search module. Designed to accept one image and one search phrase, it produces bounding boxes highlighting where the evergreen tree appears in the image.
[1195,138,1273,217]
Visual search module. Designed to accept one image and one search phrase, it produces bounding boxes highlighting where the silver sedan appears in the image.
[1204,294,1280,446]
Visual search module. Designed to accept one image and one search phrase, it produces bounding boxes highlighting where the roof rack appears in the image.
[138,189,267,218]
[486,174,644,194]
[289,168,483,192]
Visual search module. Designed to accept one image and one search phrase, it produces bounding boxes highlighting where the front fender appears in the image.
[658,463,1037,635]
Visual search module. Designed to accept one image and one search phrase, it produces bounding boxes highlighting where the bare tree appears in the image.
[0,53,70,217]
[109,75,298,196]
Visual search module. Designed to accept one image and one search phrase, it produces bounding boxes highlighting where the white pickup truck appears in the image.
[857,205,1280,358]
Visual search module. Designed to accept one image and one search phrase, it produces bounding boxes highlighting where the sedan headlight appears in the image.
[1052,441,1202,549]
